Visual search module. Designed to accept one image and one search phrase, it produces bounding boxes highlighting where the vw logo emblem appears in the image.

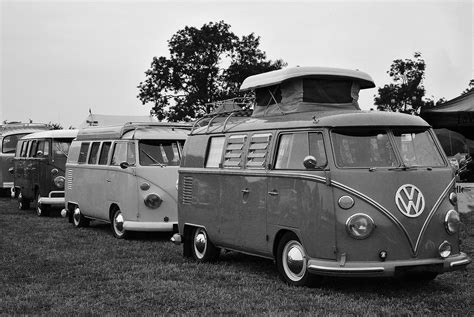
[395,184,425,217]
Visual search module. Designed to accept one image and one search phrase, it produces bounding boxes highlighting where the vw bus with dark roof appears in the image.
[173,66,471,286]
[13,129,78,216]
[0,122,49,196]
[64,122,189,239]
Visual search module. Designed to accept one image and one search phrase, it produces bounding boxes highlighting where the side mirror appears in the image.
[303,155,318,169]
[8,167,14,174]
[36,150,43,157]
[119,162,129,169]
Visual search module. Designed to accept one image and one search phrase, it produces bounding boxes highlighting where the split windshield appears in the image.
[139,140,182,166]
[331,128,445,168]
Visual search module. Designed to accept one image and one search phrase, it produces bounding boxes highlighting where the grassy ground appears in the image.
[0,198,472,315]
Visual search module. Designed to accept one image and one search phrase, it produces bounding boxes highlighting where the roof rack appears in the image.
[190,97,254,134]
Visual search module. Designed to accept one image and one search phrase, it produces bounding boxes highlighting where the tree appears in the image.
[137,21,286,121]
[374,52,440,114]
[47,122,63,130]
[461,79,474,95]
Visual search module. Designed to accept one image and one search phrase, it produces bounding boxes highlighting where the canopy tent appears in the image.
[420,90,474,153]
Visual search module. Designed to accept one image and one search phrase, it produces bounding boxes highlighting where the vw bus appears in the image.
[173,66,471,286]
[64,122,189,239]
[0,122,49,196]
[13,129,78,216]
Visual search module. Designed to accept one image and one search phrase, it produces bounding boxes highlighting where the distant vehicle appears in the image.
[173,66,471,286]
[0,122,50,196]
[12,129,78,216]
[64,122,189,239]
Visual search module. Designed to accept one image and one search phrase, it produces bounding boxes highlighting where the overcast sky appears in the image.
[1,0,472,128]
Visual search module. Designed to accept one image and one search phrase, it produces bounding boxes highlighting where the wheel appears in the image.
[36,193,48,217]
[191,227,219,262]
[73,207,89,228]
[276,232,317,287]
[18,192,30,210]
[111,208,128,239]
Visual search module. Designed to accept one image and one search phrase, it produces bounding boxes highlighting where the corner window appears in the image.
[2,134,25,154]
[275,132,327,170]
[205,136,225,168]
[78,142,90,164]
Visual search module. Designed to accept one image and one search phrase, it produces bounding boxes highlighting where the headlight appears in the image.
[449,192,457,205]
[346,213,375,239]
[445,209,460,235]
[144,194,162,209]
[54,176,65,189]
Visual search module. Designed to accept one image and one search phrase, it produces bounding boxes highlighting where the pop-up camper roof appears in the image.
[240,66,375,117]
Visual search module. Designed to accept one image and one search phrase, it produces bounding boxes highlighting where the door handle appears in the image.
[106,179,111,183]
[241,188,249,194]
[268,190,279,196]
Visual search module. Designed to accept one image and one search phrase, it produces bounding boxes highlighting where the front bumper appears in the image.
[307,252,471,277]
[38,191,65,207]
[123,221,177,232]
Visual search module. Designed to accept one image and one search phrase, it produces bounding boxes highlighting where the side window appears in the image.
[2,134,20,154]
[78,142,90,164]
[29,140,38,157]
[16,140,24,157]
[205,136,225,168]
[275,132,326,170]
[223,135,247,169]
[34,139,49,157]
[21,141,30,157]
[88,142,101,164]
[67,142,81,164]
[98,142,111,165]
[111,142,127,166]
[246,133,272,169]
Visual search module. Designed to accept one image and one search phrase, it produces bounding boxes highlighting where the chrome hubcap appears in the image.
[114,212,124,234]
[73,208,81,225]
[194,229,207,258]
[283,241,306,281]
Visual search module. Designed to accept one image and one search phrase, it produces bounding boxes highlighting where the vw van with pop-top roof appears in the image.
[13,129,78,216]
[64,122,189,239]
[0,122,49,196]
[173,66,471,286]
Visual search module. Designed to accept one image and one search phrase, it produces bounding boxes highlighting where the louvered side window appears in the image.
[223,135,246,168]
[246,133,272,169]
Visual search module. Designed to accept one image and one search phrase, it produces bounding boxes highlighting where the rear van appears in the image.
[13,129,78,215]
[64,122,189,238]
[174,66,471,286]
[0,122,49,196]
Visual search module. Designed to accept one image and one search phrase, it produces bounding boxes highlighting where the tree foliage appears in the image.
[461,79,474,95]
[137,21,286,121]
[374,52,442,114]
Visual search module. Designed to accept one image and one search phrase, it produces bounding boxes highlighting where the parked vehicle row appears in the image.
[6,66,472,286]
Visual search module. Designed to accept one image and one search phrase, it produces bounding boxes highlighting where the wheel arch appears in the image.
[109,203,120,222]
[272,229,300,259]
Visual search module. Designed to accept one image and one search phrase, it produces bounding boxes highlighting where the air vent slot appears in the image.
[182,176,193,205]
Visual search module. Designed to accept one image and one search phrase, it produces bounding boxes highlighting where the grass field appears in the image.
[0,198,472,315]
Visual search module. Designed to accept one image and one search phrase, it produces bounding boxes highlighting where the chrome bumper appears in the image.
[37,191,65,207]
[307,252,471,277]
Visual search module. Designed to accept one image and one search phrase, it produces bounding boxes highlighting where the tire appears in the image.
[191,227,219,262]
[18,192,30,210]
[276,232,317,287]
[73,207,89,228]
[111,208,128,239]
[36,193,48,217]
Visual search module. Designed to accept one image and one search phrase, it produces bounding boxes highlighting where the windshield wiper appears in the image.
[389,164,418,171]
